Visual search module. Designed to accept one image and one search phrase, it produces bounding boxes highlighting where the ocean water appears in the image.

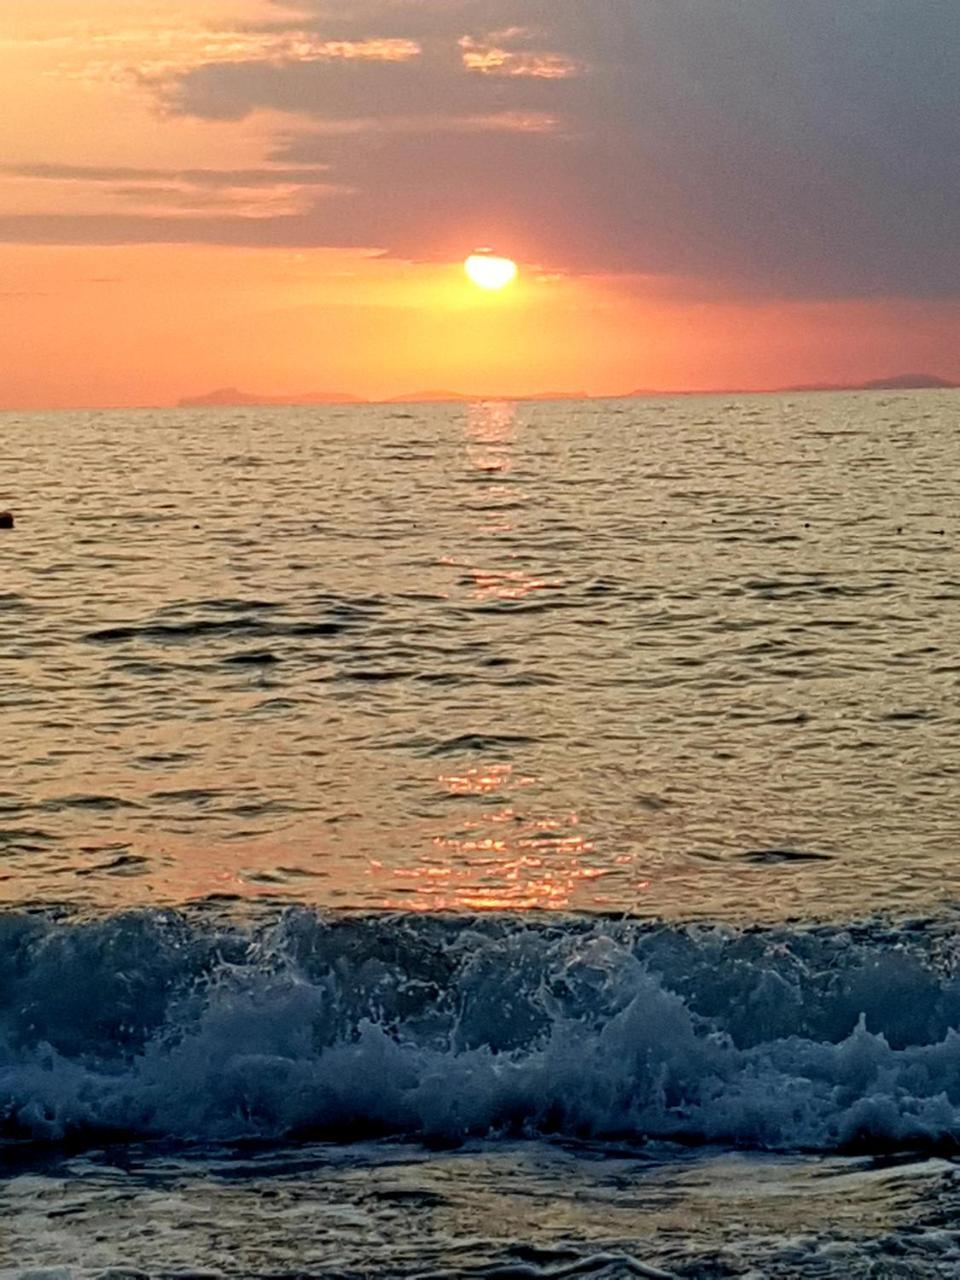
[1,392,960,1277]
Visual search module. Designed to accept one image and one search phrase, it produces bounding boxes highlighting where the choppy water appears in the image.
[2,392,960,1277]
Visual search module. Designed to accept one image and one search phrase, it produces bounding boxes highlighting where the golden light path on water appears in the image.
[371,401,637,911]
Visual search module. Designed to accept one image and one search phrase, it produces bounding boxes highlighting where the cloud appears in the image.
[22,26,420,89]
[0,212,340,248]
[0,163,346,222]
[160,0,960,298]
[3,163,334,187]
[6,0,959,300]
[458,30,583,79]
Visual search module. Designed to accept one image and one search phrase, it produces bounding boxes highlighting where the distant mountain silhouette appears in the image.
[181,386,593,408]
[181,374,956,410]
[785,372,957,392]
[629,373,957,397]
[863,372,956,390]
[179,387,363,408]
[383,390,474,404]
[385,389,590,404]
[522,391,591,401]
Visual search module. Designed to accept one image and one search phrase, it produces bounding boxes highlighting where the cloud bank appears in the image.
[4,0,958,300]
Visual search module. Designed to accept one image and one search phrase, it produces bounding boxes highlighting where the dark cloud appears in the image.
[8,1,959,299]
[0,212,336,247]
[166,41,571,122]
[169,0,960,297]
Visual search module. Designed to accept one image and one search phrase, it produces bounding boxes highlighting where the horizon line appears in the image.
[1,372,957,415]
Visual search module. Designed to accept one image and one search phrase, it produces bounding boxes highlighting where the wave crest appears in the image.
[4,909,960,1152]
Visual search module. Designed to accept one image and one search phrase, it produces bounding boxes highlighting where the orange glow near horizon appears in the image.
[2,241,960,409]
[0,1,957,409]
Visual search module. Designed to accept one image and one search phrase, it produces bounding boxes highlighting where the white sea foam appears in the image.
[4,909,960,1152]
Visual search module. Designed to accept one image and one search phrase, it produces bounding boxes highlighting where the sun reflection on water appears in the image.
[466,399,518,459]
[367,760,643,912]
[469,567,563,601]
[372,399,613,910]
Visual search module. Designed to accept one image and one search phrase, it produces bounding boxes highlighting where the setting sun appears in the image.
[465,253,519,291]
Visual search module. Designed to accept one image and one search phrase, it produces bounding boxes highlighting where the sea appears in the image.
[1,391,959,1278]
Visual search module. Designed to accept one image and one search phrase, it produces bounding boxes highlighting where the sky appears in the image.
[1,0,958,407]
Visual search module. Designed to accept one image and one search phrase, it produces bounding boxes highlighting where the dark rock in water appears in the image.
[0,512,13,529]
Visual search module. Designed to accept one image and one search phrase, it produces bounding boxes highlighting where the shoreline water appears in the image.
[4,905,960,1275]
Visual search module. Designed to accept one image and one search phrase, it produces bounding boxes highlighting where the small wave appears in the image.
[85,600,368,647]
[424,732,540,756]
[221,650,281,666]
[286,621,348,637]
[38,795,142,813]
[199,598,284,613]
[75,853,150,878]
[87,618,266,643]
[4,911,960,1154]
[461,1250,673,1279]
[742,577,894,600]
[739,848,834,864]
[0,827,57,850]
[339,668,413,683]
[0,592,35,612]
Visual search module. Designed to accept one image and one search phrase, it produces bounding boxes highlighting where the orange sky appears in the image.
[1,0,957,408]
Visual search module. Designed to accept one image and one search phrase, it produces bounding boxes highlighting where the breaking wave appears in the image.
[5,908,960,1152]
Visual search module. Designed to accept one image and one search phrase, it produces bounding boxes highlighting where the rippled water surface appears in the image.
[1,392,958,917]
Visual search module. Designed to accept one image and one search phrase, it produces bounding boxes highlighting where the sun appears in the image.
[465,252,518,291]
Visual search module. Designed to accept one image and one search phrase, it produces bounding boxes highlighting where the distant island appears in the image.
[179,387,592,408]
[178,387,364,408]
[629,373,958,397]
[179,374,956,409]
[382,390,473,404]
[384,389,589,404]
[783,373,957,393]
